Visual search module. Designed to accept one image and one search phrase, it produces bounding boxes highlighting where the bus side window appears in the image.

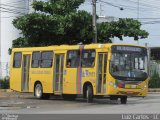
[66,50,80,68]
[32,51,41,68]
[40,51,53,68]
[13,52,22,68]
[82,50,95,67]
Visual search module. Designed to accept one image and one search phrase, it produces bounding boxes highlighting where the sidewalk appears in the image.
[148,88,160,92]
[0,89,12,92]
[148,92,160,94]
[0,90,33,98]
[0,89,159,98]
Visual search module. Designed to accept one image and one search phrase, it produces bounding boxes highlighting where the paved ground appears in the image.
[0,92,160,114]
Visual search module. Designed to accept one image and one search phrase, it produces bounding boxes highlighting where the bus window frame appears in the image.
[81,49,96,68]
[66,50,80,68]
[31,51,41,68]
[66,49,96,68]
[40,51,54,68]
[13,52,22,68]
[109,52,148,81]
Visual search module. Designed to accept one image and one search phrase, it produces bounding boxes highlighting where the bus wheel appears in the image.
[34,83,43,99]
[86,85,93,103]
[120,96,127,104]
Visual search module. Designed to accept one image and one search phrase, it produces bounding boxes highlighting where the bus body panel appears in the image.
[10,52,22,92]
[106,74,148,97]
[10,44,149,99]
[29,68,53,93]
[63,68,77,94]
[81,68,97,95]
[10,52,32,92]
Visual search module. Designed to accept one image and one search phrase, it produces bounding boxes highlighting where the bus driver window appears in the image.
[67,59,71,67]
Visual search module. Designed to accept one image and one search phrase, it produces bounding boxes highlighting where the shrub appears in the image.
[149,70,160,88]
[0,79,10,89]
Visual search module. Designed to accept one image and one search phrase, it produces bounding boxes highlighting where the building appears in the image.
[97,16,118,23]
[0,0,34,79]
[149,47,160,76]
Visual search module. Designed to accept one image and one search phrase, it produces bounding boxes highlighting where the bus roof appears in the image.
[12,43,146,52]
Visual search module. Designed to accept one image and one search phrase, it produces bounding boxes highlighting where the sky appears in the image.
[79,0,160,47]
[1,0,159,47]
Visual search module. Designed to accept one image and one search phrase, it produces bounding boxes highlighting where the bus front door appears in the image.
[54,54,64,94]
[22,54,31,92]
[97,53,108,94]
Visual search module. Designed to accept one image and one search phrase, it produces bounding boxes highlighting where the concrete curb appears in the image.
[148,92,160,94]
[0,89,13,92]
[148,89,160,92]
[1,89,160,93]
[0,89,159,98]
[0,91,33,98]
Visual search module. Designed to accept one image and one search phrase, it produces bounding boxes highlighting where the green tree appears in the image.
[0,79,9,89]
[12,0,149,47]
[97,18,148,43]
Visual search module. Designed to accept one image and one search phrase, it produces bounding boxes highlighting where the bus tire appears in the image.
[86,85,93,103]
[120,96,127,104]
[34,83,43,99]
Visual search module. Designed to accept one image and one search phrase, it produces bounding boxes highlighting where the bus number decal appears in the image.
[32,71,51,74]
[82,70,95,77]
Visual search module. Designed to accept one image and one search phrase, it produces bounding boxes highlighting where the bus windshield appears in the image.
[110,46,148,81]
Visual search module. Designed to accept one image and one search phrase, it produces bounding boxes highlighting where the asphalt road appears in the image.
[0,92,160,114]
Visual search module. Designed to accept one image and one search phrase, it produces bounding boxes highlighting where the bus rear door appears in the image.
[97,53,108,94]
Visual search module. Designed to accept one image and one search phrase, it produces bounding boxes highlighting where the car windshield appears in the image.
[110,51,148,81]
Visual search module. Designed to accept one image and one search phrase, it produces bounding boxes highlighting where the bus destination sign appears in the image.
[117,46,141,52]
[112,45,146,53]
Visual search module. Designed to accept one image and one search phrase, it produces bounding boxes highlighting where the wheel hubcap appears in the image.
[36,86,41,97]
[86,89,89,99]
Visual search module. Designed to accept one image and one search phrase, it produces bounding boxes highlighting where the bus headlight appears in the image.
[141,85,147,90]
[108,81,117,88]
[114,85,117,88]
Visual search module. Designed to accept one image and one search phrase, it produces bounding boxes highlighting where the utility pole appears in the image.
[136,0,140,45]
[145,43,151,77]
[92,0,97,43]
[137,0,139,19]
[100,0,104,16]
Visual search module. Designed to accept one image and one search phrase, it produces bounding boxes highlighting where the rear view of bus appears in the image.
[109,45,149,104]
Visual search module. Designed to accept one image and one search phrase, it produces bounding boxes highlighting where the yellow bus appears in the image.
[10,44,149,104]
